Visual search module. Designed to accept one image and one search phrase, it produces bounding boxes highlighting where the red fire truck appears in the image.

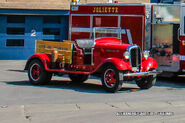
[25,27,157,92]
[69,2,185,77]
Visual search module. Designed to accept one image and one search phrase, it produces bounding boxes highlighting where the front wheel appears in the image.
[101,65,122,93]
[28,59,52,85]
[136,76,156,89]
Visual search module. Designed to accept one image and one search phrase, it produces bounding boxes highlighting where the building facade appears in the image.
[0,0,150,60]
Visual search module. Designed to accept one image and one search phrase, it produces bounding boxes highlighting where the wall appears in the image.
[0,14,69,60]
[0,0,150,10]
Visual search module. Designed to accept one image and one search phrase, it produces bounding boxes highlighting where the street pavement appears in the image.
[0,60,185,123]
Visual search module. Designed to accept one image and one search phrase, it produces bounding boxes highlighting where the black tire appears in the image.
[101,65,122,93]
[136,76,156,89]
[28,59,52,85]
[69,74,89,84]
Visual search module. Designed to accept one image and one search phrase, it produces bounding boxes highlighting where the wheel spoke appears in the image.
[31,64,41,80]
[104,69,116,87]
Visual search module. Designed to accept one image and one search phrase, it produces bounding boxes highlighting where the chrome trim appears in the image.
[93,27,122,40]
[144,4,152,50]
[180,55,185,61]
[126,29,133,44]
[123,71,157,77]
[127,45,142,72]
[118,16,121,27]
[90,15,93,39]
[178,28,181,41]
[71,27,91,32]
[35,40,37,53]
[91,48,94,65]
[119,71,157,81]
[69,15,72,40]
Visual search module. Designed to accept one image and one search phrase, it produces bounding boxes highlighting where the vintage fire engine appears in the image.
[25,27,157,92]
[69,2,185,77]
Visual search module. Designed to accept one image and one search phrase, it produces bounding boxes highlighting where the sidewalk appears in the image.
[0,101,185,123]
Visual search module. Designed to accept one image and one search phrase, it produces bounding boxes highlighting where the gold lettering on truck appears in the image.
[93,7,119,13]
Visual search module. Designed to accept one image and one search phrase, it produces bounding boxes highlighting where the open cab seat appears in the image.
[75,39,94,64]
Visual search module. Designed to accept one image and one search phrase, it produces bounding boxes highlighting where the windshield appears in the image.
[93,27,122,40]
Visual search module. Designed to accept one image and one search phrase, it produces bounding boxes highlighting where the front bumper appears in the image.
[119,70,157,81]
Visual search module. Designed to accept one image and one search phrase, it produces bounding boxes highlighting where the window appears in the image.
[93,16,118,27]
[6,39,24,46]
[7,15,25,23]
[43,28,60,35]
[7,28,25,35]
[43,16,61,24]
[72,16,90,27]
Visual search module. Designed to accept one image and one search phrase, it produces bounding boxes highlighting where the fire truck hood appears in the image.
[94,38,130,49]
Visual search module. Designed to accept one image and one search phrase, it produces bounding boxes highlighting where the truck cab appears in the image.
[25,27,157,92]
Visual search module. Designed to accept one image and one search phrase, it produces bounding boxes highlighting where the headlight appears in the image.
[123,51,130,59]
[143,50,150,59]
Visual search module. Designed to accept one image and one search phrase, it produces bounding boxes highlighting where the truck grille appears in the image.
[129,45,141,71]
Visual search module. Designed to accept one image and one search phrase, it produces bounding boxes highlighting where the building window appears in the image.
[7,15,25,23]
[43,28,60,35]
[6,39,24,46]
[43,16,61,24]
[7,28,25,35]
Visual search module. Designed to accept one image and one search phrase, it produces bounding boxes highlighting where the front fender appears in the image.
[24,54,51,70]
[141,57,158,72]
[101,58,131,71]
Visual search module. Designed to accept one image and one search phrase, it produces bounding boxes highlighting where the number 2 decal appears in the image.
[31,29,36,37]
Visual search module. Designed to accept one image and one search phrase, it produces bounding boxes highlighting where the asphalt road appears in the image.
[0,60,185,123]
[0,60,184,105]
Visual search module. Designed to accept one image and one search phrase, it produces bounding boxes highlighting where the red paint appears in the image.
[26,4,159,81]
[121,16,143,49]
[72,16,90,27]
[141,57,158,72]
[26,38,157,78]
[99,58,131,71]
[104,69,116,87]
[93,16,118,27]
[180,40,185,55]
[179,35,185,40]
[177,36,185,70]
[26,54,51,70]
[71,32,90,41]
[71,5,145,15]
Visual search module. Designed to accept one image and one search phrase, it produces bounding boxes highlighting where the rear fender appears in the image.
[24,54,51,70]
[142,57,158,72]
[100,58,131,71]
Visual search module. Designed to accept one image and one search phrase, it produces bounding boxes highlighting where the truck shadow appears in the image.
[155,77,185,88]
[4,80,140,94]
[125,76,185,89]
[7,69,185,89]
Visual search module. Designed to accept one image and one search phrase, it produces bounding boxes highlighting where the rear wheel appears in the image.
[136,75,156,89]
[69,74,89,84]
[28,59,52,85]
[101,65,122,93]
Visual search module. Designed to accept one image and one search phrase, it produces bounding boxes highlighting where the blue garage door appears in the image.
[0,15,69,60]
